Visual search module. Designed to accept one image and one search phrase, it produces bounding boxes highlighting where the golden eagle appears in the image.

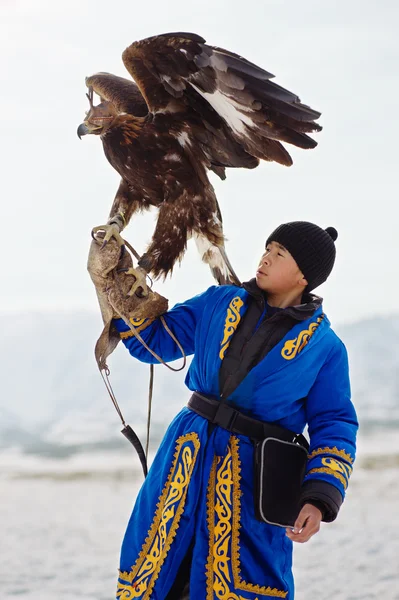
[78,32,321,294]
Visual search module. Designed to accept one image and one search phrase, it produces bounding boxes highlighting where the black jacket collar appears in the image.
[242,278,322,322]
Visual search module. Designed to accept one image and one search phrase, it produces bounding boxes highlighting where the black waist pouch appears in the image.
[254,437,308,528]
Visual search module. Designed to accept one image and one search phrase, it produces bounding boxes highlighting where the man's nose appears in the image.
[262,252,271,265]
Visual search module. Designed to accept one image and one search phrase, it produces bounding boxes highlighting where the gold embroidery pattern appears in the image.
[321,457,352,480]
[219,297,245,360]
[206,436,288,599]
[306,466,348,490]
[117,432,200,599]
[308,446,354,465]
[205,456,218,600]
[281,316,324,361]
[230,437,287,598]
[120,317,155,339]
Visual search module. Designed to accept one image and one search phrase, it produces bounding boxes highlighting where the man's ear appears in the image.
[298,275,308,288]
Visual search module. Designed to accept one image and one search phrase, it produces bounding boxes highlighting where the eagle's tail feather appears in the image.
[218,245,241,286]
[194,235,240,286]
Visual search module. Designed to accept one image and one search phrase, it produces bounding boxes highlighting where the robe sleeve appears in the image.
[113,286,217,363]
[300,340,358,522]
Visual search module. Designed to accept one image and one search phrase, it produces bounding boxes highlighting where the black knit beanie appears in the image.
[265,221,338,292]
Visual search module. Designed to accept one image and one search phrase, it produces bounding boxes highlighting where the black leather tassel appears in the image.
[121,424,148,478]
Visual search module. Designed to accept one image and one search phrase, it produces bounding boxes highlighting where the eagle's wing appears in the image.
[85,72,148,116]
[121,32,322,166]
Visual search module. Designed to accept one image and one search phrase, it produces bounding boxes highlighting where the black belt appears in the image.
[188,392,309,450]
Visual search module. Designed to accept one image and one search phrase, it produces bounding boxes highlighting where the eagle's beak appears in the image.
[77,123,90,139]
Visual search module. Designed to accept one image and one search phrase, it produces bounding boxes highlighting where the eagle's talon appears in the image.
[125,266,149,297]
[92,223,125,248]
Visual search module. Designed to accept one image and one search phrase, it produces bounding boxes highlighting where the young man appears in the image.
[112,221,358,600]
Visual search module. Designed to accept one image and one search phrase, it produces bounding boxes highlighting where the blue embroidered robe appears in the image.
[114,284,358,600]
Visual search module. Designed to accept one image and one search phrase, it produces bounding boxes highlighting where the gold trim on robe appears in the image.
[219,297,245,360]
[119,317,156,339]
[117,432,200,599]
[281,316,324,360]
[206,436,288,599]
[307,446,354,465]
[307,465,349,490]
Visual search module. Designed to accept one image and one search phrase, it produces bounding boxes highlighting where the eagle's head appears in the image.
[77,87,118,138]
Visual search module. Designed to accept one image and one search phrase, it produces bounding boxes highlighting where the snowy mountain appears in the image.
[336,316,399,427]
[0,311,398,459]
[0,311,190,458]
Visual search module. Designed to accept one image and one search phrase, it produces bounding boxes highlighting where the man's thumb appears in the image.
[293,507,307,533]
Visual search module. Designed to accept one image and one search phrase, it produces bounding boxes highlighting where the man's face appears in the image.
[256,241,307,294]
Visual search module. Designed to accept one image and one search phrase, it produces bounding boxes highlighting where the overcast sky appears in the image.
[1,0,398,325]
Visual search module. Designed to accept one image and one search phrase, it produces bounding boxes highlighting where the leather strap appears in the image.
[188,392,309,450]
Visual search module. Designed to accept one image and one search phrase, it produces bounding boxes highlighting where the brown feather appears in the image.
[85,73,148,116]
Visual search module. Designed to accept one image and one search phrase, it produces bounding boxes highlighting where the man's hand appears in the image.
[285,503,322,543]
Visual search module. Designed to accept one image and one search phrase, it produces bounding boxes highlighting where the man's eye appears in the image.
[278,252,284,257]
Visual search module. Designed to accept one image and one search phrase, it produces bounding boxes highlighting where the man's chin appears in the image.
[255,274,269,291]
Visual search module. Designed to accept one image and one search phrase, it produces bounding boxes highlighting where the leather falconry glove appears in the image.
[87,232,168,370]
